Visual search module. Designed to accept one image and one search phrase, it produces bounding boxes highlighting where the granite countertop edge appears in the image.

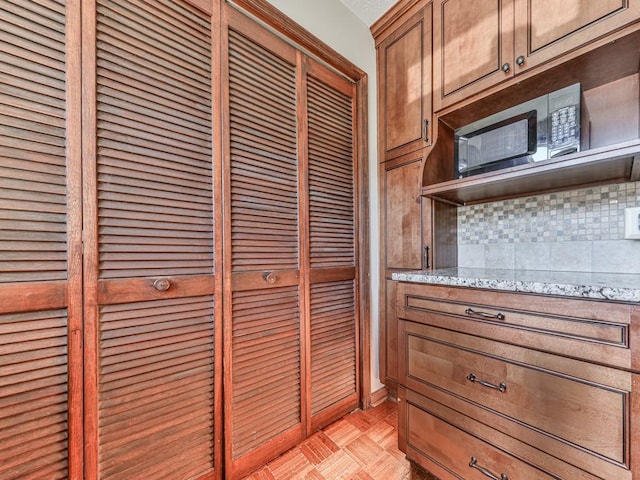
[391,269,640,303]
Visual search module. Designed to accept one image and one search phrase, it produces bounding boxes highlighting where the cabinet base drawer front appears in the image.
[406,401,556,480]
[403,380,633,480]
[403,388,627,480]
[404,293,628,346]
[404,322,630,468]
[397,283,633,370]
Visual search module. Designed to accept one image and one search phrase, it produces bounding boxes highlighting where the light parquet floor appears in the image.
[241,400,438,480]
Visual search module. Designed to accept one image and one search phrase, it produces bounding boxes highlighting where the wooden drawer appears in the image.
[396,282,638,371]
[400,320,635,479]
[400,387,606,480]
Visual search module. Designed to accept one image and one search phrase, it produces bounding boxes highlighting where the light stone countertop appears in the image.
[391,268,640,303]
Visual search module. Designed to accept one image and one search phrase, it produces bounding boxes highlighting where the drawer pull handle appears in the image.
[467,373,507,393]
[469,457,508,480]
[465,307,505,321]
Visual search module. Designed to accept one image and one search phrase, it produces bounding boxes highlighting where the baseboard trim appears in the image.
[370,386,389,407]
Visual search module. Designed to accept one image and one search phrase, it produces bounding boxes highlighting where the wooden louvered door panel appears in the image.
[0,0,82,478]
[223,7,304,478]
[83,0,219,478]
[304,59,359,431]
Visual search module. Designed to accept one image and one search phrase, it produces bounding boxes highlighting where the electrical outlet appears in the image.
[624,207,640,239]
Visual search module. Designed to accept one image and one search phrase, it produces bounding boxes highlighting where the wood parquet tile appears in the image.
[241,400,438,480]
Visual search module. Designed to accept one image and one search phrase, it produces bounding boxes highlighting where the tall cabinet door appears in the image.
[377,3,432,160]
[374,1,433,391]
[82,0,220,478]
[0,0,83,478]
[379,156,423,387]
[223,7,303,478]
[304,59,359,431]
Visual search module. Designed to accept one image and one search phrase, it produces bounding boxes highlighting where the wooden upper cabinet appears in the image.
[434,0,640,111]
[433,0,514,111]
[514,0,640,71]
[377,2,433,161]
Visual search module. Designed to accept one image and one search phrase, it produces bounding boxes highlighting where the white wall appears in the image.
[265,0,384,393]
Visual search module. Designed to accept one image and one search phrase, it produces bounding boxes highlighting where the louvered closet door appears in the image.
[0,0,82,478]
[304,59,359,431]
[83,0,219,478]
[224,7,303,478]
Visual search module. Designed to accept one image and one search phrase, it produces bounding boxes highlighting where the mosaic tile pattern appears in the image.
[458,182,640,244]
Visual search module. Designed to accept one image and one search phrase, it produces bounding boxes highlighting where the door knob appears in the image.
[263,271,277,284]
[153,278,171,291]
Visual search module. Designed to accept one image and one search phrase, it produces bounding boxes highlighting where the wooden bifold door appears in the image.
[0,1,364,479]
[0,0,222,478]
[0,0,83,477]
[223,6,361,478]
[81,0,221,478]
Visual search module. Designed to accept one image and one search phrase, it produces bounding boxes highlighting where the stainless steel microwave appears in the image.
[454,83,589,178]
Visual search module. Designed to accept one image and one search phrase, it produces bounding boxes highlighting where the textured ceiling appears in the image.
[338,0,397,26]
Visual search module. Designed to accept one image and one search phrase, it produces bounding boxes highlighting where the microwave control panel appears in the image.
[550,105,578,147]
[547,83,584,157]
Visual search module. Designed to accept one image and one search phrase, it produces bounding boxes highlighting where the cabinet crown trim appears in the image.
[371,0,426,42]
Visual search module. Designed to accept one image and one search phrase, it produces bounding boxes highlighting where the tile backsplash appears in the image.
[458,181,640,273]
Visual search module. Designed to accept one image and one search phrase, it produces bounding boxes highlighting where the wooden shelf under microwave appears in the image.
[421,139,640,205]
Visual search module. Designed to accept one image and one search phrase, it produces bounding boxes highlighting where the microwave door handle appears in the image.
[550,147,578,158]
